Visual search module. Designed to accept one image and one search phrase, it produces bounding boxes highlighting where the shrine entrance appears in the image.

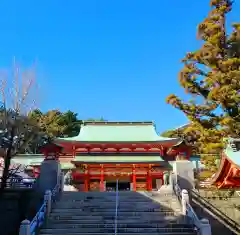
[106,181,130,191]
[72,163,165,192]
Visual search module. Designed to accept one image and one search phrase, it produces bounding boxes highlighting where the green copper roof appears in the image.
[72,155,164,163]
[224,138,240,167]
[56,121,180,143]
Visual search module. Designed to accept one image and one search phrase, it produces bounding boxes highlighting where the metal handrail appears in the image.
[30,201,47,234]
[114,179,119,235]
[173,179,202,230]
[29,175,62,235]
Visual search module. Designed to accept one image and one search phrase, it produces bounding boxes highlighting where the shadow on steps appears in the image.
[42,191,198,235]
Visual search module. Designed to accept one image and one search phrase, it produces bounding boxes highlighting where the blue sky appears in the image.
[0,1,239,133]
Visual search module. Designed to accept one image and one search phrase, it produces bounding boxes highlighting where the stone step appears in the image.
[47,216,179,223]
[54,205,163,209]
[60,196,151,199]
[53,202,163,208]
[58,203,171,207]
[51,208,173,213]
[47,215,188,224]
[41,233,196,235]
[59,196,179,201]
[55,201,162,206]
[49,215,177,221]
[50,211,175,216]
[44,223,194,229]
[41,192,194,235]
[59,198,155,202]
[59,200,156,204]
[52,206,172,212]
[40,227,197,234]
[40,231,196,235]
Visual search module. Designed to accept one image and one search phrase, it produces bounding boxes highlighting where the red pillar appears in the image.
[132,165,136,191]
[100,164,104,192]
[84,178,88,192]
[186,149,191,160]
[84,165,89,192]
[147,165,152,191]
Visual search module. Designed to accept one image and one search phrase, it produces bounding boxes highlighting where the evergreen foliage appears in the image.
[167,0,240,158]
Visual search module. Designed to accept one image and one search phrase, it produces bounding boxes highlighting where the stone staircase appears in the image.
[40,191,198,235]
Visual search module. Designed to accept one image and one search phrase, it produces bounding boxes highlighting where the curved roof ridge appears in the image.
[82,121,154,126]
[224,143,240,168]
[209,139,240,187]
[56,121,180,143]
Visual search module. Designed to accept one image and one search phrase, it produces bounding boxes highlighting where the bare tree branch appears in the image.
[0,59,40,190]
[8,164,28,177]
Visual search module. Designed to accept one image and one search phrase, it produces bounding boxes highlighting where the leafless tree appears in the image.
[0,58,40,190]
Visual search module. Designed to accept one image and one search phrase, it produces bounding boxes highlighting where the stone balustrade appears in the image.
[174,184,212,235]
[19,171,64,235]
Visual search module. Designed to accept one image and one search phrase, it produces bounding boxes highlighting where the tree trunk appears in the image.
[0,128,14,190]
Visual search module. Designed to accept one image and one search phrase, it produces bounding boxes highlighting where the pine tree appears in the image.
[167,0,240,156]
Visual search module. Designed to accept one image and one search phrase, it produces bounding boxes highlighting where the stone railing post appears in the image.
[19,219,30,235]
[169,172,172,185]
[44,190,52,217]
[181,189,189,216]
[170,172,175,194]
[60,172,64,192]
[200,218,211,235]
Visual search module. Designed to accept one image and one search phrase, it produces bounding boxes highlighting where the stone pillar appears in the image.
[60,171,65,192]
[173,160,194,190]
[19,220,30,235]
[200,218,212,235]
[181,189,189,215]
[130,182,133,191]
[156,179,162,191]
[37,159,61,194]
[169,171,173,185]
[163,171,170,185]
[104,181,106,191]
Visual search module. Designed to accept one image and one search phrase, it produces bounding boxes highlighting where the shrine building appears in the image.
[53,121,192,191]
[9,121,196,192]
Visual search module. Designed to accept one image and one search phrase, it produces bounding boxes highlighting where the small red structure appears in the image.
[39,143,63,160]
[210,138,240,188]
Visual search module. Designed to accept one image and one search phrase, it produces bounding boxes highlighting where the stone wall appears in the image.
[0,189,44,235]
